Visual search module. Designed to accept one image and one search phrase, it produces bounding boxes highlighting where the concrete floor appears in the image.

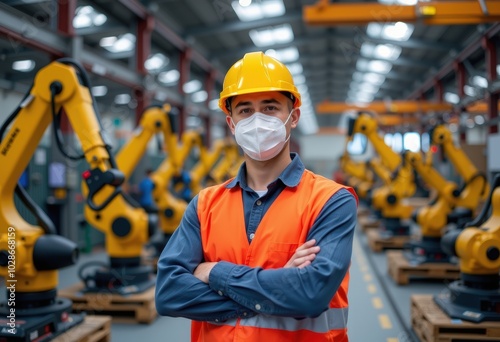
[1,219,451,342]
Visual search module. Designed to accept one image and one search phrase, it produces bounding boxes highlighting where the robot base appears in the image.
[403,237,452,265]
[0,296,84,342]
[83,264,156,296]
[379,218,411,238]
[434,278,500,323]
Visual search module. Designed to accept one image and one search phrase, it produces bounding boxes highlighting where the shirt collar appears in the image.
[226,153,304,190]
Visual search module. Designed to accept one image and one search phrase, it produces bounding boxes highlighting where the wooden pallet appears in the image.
[59,283,157,324]
[402,197,431,210]
[411,294,500,341]
[357,205,371,217]
[366,229,411,252]
[141,247,159,272]
[53,315,111,342]
[387,250,460,285]
[358,216,381,233]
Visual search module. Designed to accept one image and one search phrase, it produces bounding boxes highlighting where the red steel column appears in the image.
[135,15,154,124]
[483,36,499,134]
[57,0,76,36]
[178,49,192,135]
[454,62,466,142]
[204,70,216,145]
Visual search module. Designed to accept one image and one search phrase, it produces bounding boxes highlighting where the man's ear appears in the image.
[291,108,300,128]
[226,115,236,135]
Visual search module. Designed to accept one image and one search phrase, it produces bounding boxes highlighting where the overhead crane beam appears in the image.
[304,0,500,26]
[316,100,453,114]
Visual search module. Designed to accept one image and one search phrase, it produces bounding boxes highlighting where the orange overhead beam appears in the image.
[317,116,418,135]
[378,115,419,126]
[465,101,500,113]
[316,101,453,114]
[304,1,500,25]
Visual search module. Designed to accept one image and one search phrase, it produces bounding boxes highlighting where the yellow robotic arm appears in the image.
[189,138,227,196]
[149,128,205,254]
[405,151,461,236]
[116,104,174,179]
[228,154,245,178]
[348,112,415,235]
[209,138,240,184]
[435,174,500,322]
[81,105,175,266]
[370,160,416,219]
[347,112,401,172]
[367,158,392,186]
[0,58,118,338]
[431,124,489,209]
[398,123,487,264]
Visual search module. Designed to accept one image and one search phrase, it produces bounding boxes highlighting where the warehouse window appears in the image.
[347,133,367,155]
[392,133,403,152]
[404,132,421,152]
[421,132,430,152]
[232,0,285,21]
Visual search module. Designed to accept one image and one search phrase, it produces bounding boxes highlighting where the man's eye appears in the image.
[239,108,252,114]
[264,106,278,111]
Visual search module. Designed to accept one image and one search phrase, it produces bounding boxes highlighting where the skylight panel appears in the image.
[249,24,294,47]
[232,0,285,22]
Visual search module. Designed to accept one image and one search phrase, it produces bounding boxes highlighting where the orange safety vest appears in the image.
[193,170,356,342]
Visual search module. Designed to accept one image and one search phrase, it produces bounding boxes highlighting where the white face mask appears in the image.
[233,110,293,161]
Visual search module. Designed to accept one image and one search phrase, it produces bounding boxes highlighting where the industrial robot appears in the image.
[79,105,176,293]
[435,173,500,322]
[404,139,488,264]
[209,138,240,185]
[0,58,122,340]
[188,138,235,197]
[339,151,374,201]
[348,112,416,236]
[228,154,245,178]
[148,127,206,256]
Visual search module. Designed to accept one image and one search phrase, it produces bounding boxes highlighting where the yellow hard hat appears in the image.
[218,51,301,115]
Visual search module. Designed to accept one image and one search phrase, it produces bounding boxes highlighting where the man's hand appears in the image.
[194,262,218,283]
[284,239,320,269]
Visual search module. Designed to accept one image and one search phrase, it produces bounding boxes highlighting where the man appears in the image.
[155,51,358,341]
[138,168,156,213]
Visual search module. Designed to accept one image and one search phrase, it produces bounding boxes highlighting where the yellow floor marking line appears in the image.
[379,314,392,329]
[372,297,383,309]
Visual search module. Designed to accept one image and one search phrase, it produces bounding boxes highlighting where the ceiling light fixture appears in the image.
[158,70,180,85]
[115,94,131,105]
[183,80,202,94]
[249,24,293,47]
[266,46,299,63]
[232,0,285,22]
[91,85,108,97]
[192,90,208,103]
[100,33,135,53]
[12,60,35,72]
[145,53,169,73]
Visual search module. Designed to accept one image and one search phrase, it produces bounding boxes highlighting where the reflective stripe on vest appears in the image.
[209,306,349,332]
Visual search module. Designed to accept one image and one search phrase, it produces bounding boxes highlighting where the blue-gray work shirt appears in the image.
[155,153,357,322]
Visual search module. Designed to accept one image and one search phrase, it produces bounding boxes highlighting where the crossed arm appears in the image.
[155,190,356,321]
[193,239,319,282]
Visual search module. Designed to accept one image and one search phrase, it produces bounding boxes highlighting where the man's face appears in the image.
[226,91,300,132]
